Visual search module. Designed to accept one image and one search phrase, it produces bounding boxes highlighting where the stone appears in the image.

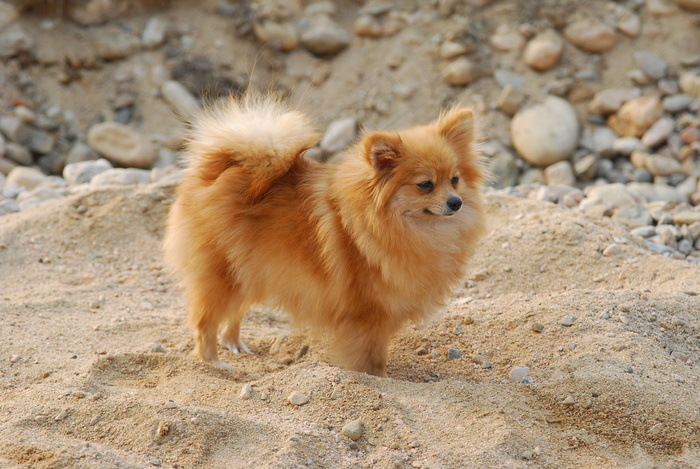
[90,168,151,186]
[679,72,700,98]
[574,154,599,181]
[496,85,525,115]
[341,419,363,441]
[96,33,140,61]
[511,96,579,167]
[673,211,700,225]
[559,316,576,327]
[634,51,669,81]
[564,20,616,53]
[589,88,640,116]
[300,16,350,56]
[675,0,700,11]
[6,166,45,190]
[0,115,31,144]
[87,122,156,169]
[0,198,19,216]
[544,161,576,186]
[488,152,519,188]
[441,58,476,86]
[142,17,168,48]
[490,25,524,52]
[524,30,564,71]
[617,13,641,37]
[447,348,461,360]
[663,94,695,114]
[63,158,113,185]
[647,0,681,15]
[613,137,641,156]
[17,187,63,211]
[587,183,636,209]
[5,142,32,166]
[640,117,674,148]
[287,391,310,406]
[28,130,55,155]
[254,21,299,51]
[67,0,130,25]
[66,142,100,165]
[626,182,688,203]
[0,2,19,31]
[608,96,664,137]
[603,243,622,256]
[239,383,252,399]
[0,29,33,59]
[644,155,683,177]
[532,323,544,333]
[161,81,200,120]
[509,366,530,382]
[439,40,470,60]
[562,396,575,406]
[353,15,382,38]
[320,117,357,154]
[494,69,523,90]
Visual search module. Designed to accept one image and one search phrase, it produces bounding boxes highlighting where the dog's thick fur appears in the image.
[163,94,486,377]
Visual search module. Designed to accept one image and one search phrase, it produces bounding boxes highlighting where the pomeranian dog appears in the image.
[163,94,486,377]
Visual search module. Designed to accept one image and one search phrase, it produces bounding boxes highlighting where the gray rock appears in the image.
[161,80,200,120]
[494,69,524,90]
[663,94,695,113]
[511,96,579,167]
[63,158,113,185]
[341,419,363,441]
[613,205,653,229]
[448,348,462,360]
[640,117,674,148]
[90,168,151,186]
[66,142,99,165]
[0,115,31,144]
[544,161,576,186]
[142,17,169,48]
[631,226,656,238]
[586,183,637,209]
[488,152,519,188]
[320,117,357,154]
[87,122,156,169]
[0,198,20,216]
[28,130,55,155]
[288,391,310,406]
[5,142,32,166]
[300,16,349,56]
[96,32,140,61]
[612,137,641,156]
[559,316,576,327]
[0,28,33,58]
[509,366,530,382]
[603,243,622,256]
[634,51,669,80]
[16,186,63,211]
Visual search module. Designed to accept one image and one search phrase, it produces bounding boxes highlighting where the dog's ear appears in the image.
[364,132,403,172]
[439,108,474,148]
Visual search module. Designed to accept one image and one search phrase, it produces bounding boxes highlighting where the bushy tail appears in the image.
[183,94,320,198]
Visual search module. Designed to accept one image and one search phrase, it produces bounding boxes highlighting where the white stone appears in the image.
[142,17,169,48]
[63,158,113,185]
[87,122,156,169]
[564,20,616,53]
[511,96,579,167]
[524,30,563,71]
[341,419,363,441]
[16,187,63,211]
[679,72,700,98]
[300,16,349,56]
[161,81,200,120]
[90,168,151,186]
[544,161,576,186]
[6,166,45,190]
[254,21,299,51]
[640,117,674,148]
[441,58,476,86]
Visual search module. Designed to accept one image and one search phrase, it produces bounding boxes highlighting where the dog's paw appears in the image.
[211,360,235,372]
[222,338,251,354]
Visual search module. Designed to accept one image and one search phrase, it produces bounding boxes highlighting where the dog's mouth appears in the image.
[422,208,456,217]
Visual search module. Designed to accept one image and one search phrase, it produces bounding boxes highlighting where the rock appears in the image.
[96,33,140,61]
[640,117,674,148]
[341,419,363,441]
[28,130,55,155]
[5,142,32,166]
[300,16,350,56]
[6,166,45,190]
[511,96,579,167]
[494,69,523,90]
[448,348,461,360]
[0,29,33,58]
[663,94,694,114]
[562,396,575,406]
[603,243,622,256]
[587,183,636,209]
[0,115,31,144]
[66,142,100,165]
[679,72,700,98]
[17,187,63,211]
[617,12,641,37]
[524,30,564,71]
[439,40,470,59]
[142,17,169,48]
[67,0,130,25]
[574,154,599,181]
[643,155,683,177]
[161,81,200,120]
[239,384,252,399]
[608,96,664,137]
[254,21,299,51]
[287,391,310,406]
[496,85,525,115]
[488,152,519,188]
[673,211,700,225]
[441,58,476,86]
[634,51,669,81]
[589,88,641,116]
[627,182,688,203]
[353,15,382,38]
[0,2,19,31]
[544,161,576,186]
[613,137,641,156]
[580,127,617,156]
[63,159,113,185]
[320,117,357,154]
[0,198,19,216]
[647,0,681,15]
[532,323,544,333]
[564,20,616,53]
[87,122,156,169]
[675,0,700,11]
[490,25,524,52]
[90,168,151,186]
[559,316,576,327]
[509,366,530,382]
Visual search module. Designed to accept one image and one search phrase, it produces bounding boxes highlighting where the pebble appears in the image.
[240,383,252,399]
[494,69,523,90]
[608,96,664,138]
[562,396,575,406]
[353,15,382,38]
[496,85,525,115]
[564,20,616,53]
[523,30,563,71]
[161,81,200,120]
[544,161,576,186]
[673,211,700,225]
[603,243,622,256]
[34,415,48,425]
[511,96,579,167]
[679,72,700,98]
[0,115,31,144]
[300,16,350,56]
[490,25,524,52]
[254,21,299,51]
[6,166,45,190]
[617,13,641,37]
[320,117,357,155]
[63,159,113,185]
[634,51,669,81]
[640,117,674,148]
[0,199,20,216]
[447,348,461,360]
[90,168,151,186]
[509,366,530,383]
[559,316,576,327]
[341,419,363,441]
[663,94,694,114]
[5,142,33,166]
[439,40,470,60]
[142,17,169,48]
[441,57,476,86]
[589,88,641,116]
[532,323,544,333]
[288,391,310,406]
[676,0,700,11]
[87,122,156,169]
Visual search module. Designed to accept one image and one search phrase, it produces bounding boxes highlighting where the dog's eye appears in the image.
[451,176,459,185]
[416,181,434,190]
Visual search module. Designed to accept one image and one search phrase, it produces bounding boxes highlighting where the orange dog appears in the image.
[163,94,486,377]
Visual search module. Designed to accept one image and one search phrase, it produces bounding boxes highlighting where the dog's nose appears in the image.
[446,196,462,212]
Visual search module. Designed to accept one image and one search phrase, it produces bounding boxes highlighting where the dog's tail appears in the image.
[183,94,320,198]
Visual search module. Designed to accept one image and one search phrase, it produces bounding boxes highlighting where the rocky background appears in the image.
[1,0,700,468]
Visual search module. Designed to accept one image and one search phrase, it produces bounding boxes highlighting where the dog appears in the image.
[163,94,486,377]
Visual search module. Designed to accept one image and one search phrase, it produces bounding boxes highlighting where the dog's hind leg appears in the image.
[220,296,252,354]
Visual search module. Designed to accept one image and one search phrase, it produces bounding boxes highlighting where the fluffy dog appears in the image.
[163,94,486,377]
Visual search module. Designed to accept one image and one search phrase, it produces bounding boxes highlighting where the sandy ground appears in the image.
[2,1,700,468]
[1,182,699,468]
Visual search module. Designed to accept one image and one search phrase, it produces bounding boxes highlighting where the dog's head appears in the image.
[362,108,484,223]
